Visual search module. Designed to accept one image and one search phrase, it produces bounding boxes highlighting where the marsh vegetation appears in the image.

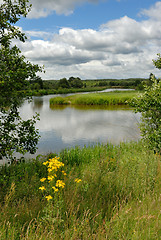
[50,91,139,106]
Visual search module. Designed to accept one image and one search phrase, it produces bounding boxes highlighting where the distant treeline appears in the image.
[28,76,84,91]
[26,75,156,96]
[83,78,147,89]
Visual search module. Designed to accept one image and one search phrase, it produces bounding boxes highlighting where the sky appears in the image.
[7,0,161,79]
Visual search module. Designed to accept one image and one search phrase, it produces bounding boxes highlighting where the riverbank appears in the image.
[0,141,160,239]
[50,90,140,106]
[27,77,146,96]
[25,86,108,96]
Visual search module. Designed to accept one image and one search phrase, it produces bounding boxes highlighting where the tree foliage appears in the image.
[0,0,43,160]
[0,107,40,159]
[153,53,161,70]
[57,77,83,89]
[68,77,83,88]
[58,78,70,89]
[131,56,161,152]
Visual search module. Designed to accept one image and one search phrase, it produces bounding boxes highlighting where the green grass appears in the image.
[50,91,140,106]
[0,141,160,239]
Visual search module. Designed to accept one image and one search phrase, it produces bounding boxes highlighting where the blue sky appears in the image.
[19,0,157,32]
[9,0,161,79]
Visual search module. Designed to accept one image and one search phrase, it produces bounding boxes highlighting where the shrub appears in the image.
[130,76,161,152]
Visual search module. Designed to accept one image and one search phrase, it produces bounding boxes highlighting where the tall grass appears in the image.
[50,91,139,106]
[0,141,160,239]
[50,96,69,105]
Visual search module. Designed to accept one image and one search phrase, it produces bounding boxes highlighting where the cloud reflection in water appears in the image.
[19,97,140,154]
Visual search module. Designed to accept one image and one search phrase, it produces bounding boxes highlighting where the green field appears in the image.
[50,91,140,106]
[0,141,160,239]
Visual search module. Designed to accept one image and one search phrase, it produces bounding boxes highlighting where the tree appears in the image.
[130,56,161,153]
[29,76,44,90]
[146,73,156,87]
[68,77,83,88]
[58,78,70,88]
[0,0,43,161]
[153,53,161,69]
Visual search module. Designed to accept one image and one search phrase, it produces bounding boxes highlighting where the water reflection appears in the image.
[31,98,43,110]
[19,95,140,155]
[47,106,140,144]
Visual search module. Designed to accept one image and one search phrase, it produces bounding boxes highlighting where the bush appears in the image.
[131,76,161,152]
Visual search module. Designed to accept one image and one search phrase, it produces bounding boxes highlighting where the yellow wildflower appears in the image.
[43,161,48,166]
[48,175,54,182]
[75,178,82,183]
[40,177,46,182]
[48,168,52,173]
[52,186,59,192]
[45,195,53,201]
[39,186,46,191]
[56,180,65,188]
[62,171,67,176]
[39,157,66,200]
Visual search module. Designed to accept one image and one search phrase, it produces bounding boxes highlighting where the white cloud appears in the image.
[140,1,161,20]
[0,0,99,18]
[20,102,140,146]
[25,30,54,40]
[28,0,99,18]
[14,1,161,79]
[2,1,161,79]
[21,39,105,66]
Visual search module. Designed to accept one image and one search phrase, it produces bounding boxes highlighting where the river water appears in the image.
[17,90,140,157]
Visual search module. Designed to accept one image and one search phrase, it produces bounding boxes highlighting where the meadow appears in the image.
[0,141,160,239]
[50,91,139,106]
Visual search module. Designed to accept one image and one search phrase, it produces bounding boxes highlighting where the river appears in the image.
[16,90,140,158]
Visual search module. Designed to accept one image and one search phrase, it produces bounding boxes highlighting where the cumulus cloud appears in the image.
[27,0,99,18]
[14,1,161,79]
[20,39,105,66]
[2,0,161,79]
[0,0,99,18]
[140,1,161,20]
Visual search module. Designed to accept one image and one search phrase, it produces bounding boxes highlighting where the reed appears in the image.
[50,91,139,106]
[50,96,68,105]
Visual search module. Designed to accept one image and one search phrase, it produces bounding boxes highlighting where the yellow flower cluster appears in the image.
[75,178,82,183]
[45,195,52,201]
[40,177,46,182]
[39,186,46,191]
[39,157,82,201]
[56,180,65,188]
[39,156,66,201]
[43,157,65,173]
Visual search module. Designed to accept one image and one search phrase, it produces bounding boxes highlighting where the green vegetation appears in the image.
[42,77,147,91]
[1,1,160,239]
[0,142,160,239]
[86,77,146,89]
[130,73,161,153]
[25,86,108,96]
[50,91,139,106]
[0,0,42,161]
[26,77,147,96]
